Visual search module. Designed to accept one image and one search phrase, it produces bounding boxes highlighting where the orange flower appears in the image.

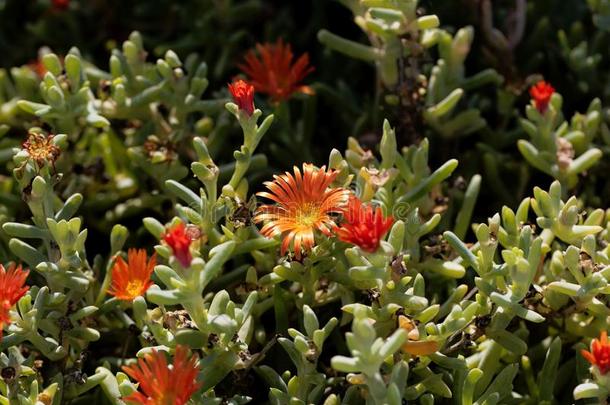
[122,345,201,405]
[228,79,255,116]
[254,164,348,259]
[0,264,29,340]
[337,195,394,253]
[238,39,314,102]
[27,59,47,78]
[581,331,610,375]
[163,222,193,268]
[529,80,555,113]
[27,55,64,79]
[108,249,156,301]
[398,315,439,356]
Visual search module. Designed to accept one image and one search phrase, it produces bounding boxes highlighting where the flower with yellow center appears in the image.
[254,163,349,259]
[108,249,156,301]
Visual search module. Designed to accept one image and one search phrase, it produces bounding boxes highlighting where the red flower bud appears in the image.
[163,222,193,268]
[228,80,255,116]
[529,80,555,113]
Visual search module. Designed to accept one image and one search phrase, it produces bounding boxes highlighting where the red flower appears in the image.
[122,345,201,405]
[0,264,29,340]
[163,222,193,268]
[337,195,394,253]
[52,0,70,10]
[228,80,255,116]
[238,39,314,102]
[27,59,47,78]
[582,331,610,375]
[529,81,555,113]
[27,55,64,79]
[108,249,156,301]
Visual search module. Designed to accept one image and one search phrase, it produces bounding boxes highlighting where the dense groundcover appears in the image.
[2,0,610,404]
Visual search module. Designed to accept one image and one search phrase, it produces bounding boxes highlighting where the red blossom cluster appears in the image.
[254,164,394,258]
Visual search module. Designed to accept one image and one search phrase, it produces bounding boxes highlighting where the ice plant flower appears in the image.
[529,80,555,113]
[254,163,348,259]
[398,315,439,356]
[108,249,156,301]
[228,79,255,116]
[163,222,193,268]
[27,59,47,78]
[52,0,70,10]
[22,132,61,167]
[238,39,314,102]
[27,55,63,79]
[581,331,610,375]
[0,264,29,340]
[122,345,201,405]
[336,195,394,253]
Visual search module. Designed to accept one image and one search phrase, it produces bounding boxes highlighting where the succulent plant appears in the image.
[1,0,610,404]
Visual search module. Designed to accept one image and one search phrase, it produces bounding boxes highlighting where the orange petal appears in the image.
[402,340,439,356]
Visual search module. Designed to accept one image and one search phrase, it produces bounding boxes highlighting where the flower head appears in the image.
[581,331,610,375]
[27,55,63,79]
[228,80,255,116]
[163,222,193,268]
[238,39,314,102]
[398,315,439,356]
[337,195,394,253]
[108,249,156,301]
[52,0,70,10]
[529,80,555,113]
[27,59,47,78]
[254,164,348,259]
[122,345,201,405]
[0,264,29,340]
[22,132,61,167]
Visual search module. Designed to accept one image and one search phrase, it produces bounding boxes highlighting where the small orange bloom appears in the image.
[238,39,314,102]
[0,264,29,340]
[122,345,201,405]
[398,315,439,356]
[254,164,348,259]
[27,59,48,78]
[163,222,193,268]
[337,195,394,253]
[581,331,610,374]
[108,249,156,301]
[529,80,555,113]
[228,80,255,116]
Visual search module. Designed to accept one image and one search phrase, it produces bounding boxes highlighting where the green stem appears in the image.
[95,260,114,307]
[454,174,482,239]
[183,295,208,333]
